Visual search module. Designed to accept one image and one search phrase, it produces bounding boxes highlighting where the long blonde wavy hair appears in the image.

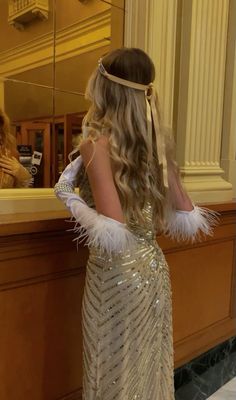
[0,108,16,188]
[81,48,176,230]
[0,108,16,150]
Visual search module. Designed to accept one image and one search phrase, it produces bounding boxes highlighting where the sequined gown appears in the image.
[78,166,175,400]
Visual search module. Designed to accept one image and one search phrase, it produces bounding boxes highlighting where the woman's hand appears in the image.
[0,155,31,182]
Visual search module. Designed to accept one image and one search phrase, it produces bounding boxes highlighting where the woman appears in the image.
[0,108,32,188]
[55,48,219,400]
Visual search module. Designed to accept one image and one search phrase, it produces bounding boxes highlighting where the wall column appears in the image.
[176,0,232,202]
[125,0,233,202]
[221,0,236,198]
[124,0,178,127]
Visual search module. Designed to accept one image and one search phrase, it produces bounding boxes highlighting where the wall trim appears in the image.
[0,188,68,214]
[0,9,111,76]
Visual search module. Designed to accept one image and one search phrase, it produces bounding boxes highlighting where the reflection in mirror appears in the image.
[0,0,55,86]
[0,0,55,189]
[0,0,124,189]
[53,0,124,186]
[1,81,53,188]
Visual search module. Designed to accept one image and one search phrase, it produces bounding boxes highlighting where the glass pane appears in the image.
[0,0,55,189]
[54,0,125,93]
[0,0,125,189]
[52,91,85,185]
[24,128,46,187]
[1,81,53,188]
[0,0,55,87]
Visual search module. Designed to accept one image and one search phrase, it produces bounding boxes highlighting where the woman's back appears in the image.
[77,158,157,242]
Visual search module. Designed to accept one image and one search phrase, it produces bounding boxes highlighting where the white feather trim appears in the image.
[54,155,137,255]
[164,205,220,242]
[68,200,137,255]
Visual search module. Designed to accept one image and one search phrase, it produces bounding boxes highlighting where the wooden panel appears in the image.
[0,274,85,400]
[0,223,87,400]
[0,201,235,397]
[169,240,234,340]
[158,201,236,368]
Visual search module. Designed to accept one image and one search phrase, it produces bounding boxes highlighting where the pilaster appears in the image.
[124,0,178,127]
[177,0,232,201]
[124,0,234,202]
[221,0,236,198]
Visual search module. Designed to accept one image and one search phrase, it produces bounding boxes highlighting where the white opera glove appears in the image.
[54,155,137,255]
[164,204,220,242]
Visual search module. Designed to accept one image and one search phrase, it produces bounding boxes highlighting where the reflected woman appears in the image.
[0,108,32,188]
[55,48,219,399]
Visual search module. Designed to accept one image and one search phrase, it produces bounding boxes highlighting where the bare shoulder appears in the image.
[79,135,110,169]
[79,135,123,221]
[79,135,109,151]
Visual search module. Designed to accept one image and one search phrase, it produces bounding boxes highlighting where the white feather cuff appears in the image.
[54,155,137,255]
[164,205,220,242]
[68,200,137,255]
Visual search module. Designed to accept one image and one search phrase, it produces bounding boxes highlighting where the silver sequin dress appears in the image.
[78,166,175,400]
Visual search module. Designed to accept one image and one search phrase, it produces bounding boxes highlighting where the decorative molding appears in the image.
[8,0,49,31]
[0,9,111,76]
[0,188,72,214]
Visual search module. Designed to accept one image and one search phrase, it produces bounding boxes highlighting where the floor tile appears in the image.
[207,377,236,399]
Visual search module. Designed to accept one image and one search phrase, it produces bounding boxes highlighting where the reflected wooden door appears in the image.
[21,123,51,187]
[64,114,83,163]
[51,114,84,186]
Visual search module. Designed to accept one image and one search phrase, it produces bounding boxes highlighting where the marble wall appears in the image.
[174,336,236,399]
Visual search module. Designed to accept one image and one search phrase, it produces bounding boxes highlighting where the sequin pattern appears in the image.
[78,167,175,400]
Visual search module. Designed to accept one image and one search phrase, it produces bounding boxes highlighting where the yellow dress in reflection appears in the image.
[0,147,15,188]
[77,165,175,400]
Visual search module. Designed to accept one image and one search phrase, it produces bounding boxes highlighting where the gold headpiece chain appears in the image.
[98,58,168,188]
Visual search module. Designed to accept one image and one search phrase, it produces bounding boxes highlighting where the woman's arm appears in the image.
[164,159,220,242]
[79,136,124,223]
[167,160,194,211]
[54,137,136,255]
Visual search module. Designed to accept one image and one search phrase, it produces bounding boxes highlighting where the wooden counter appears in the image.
[0,202,235,400]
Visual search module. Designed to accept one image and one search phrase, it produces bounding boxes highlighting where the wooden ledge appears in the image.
[0,200,235,237]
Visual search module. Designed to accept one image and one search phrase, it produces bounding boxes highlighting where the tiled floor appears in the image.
[207,377,236,399]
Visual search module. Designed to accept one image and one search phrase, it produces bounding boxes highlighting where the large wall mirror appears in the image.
[0,0,124,193]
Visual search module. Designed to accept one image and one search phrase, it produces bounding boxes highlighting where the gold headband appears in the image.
[98,58,168,188]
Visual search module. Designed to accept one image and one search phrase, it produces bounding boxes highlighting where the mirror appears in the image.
[0,0,125,189]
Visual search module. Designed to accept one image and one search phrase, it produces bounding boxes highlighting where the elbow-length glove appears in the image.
[163,166,220,242]
[54,155,136,255]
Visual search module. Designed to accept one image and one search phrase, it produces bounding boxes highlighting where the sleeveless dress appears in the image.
[77,165,175,400]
